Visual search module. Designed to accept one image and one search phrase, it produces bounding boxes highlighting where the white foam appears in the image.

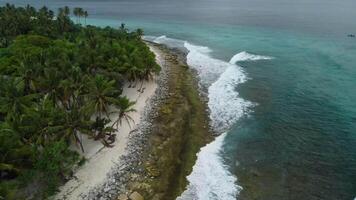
[184,42,228,88]
[184,42,253,131]
[142,35,158,42]
[143,35,169,43]
[178,40,255,200]
[229,51,274,64]
[153,35,168,43]
[153,35,187,49]
[147,36,253,199]
[208,64,253,132]
[177,133,242,200]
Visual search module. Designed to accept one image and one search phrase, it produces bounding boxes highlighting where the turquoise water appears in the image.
[3,1,356,199]
[91,18,356,199]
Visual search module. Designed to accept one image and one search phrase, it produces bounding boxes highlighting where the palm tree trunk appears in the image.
[74,131,84,152]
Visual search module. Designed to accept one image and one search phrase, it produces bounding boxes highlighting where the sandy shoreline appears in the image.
[53,44,166,200]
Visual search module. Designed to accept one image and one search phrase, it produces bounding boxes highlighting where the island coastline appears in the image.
[54,42,212,200]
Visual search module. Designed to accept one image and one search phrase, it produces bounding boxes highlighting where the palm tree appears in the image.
[0,78,37,120]
[59,6,71,31]
[58,7,64,17]
[85,75,119,118]
[119,23,127,32]
[39,6,49,17]
[14,59,40,94]
[126,65,142,87]
[136,68,153,92]
[73,7,85,24]
[78,8,84,24]
[112,96,136,129]
[0,122,32,176]
[58,79,76,110]
[60,104,92,152]
[64,6,70,16]
[91,116,116,145]
[57,7,66,32]
[135,28,144,39]
[21,95,64,147]
[25,4,36,17]
[73,7,80,23]
[37,67,63,106]
[83,11,88,26]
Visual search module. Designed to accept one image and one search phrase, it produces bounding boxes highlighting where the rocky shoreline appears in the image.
[124,43,212,200]
[72,42,211,200]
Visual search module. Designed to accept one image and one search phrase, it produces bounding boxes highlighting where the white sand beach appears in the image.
[54,44,163,200]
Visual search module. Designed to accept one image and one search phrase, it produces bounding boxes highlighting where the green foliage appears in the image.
[34,140,78,195]
[0,77,38,121]
[0,180,19,200]
[0,4,160,199]
[0,122,32,174]
[85,75,120,117]
[112,96,136,128]
[0,4,76,48]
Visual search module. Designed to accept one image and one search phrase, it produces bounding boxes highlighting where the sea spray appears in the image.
[229,51,274,64]
[145,35,186,49]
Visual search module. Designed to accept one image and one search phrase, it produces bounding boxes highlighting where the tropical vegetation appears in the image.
[0,4,159,199]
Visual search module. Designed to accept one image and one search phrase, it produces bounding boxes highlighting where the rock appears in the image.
[129,191,144,200]
[117,194,129,200]
[130,173,139,180]
[144,162,160,177]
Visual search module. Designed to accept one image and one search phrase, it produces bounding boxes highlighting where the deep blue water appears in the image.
[2,0,356,199]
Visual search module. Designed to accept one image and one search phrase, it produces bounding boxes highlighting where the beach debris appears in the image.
[129,191,144,200]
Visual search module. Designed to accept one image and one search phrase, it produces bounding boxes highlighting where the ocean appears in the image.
[3,0,356,199]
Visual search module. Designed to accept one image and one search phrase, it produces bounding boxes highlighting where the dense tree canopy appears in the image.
[0,4,159,199]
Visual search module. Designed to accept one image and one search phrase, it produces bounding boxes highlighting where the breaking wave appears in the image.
[176,133,242,200]
[148,35,271,200]
[229,51,274,64]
